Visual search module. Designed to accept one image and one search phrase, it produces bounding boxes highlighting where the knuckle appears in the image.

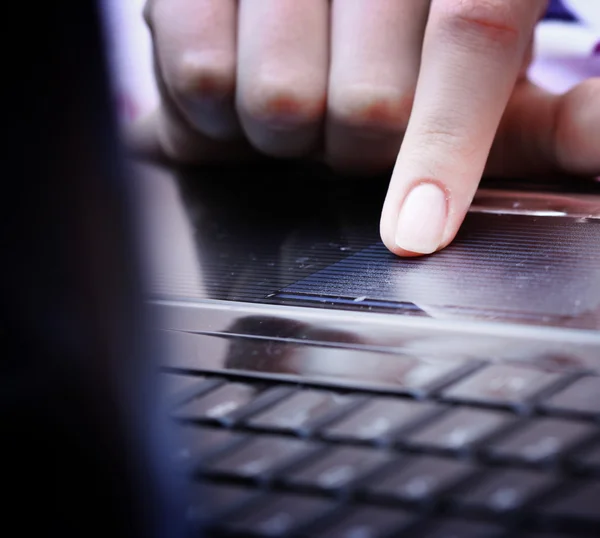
[240,78,325,125]
[328,87,413,133]
[437,0,523,49]
[171,53,235,100]
[420,126,463,148]
[415,120,478,161]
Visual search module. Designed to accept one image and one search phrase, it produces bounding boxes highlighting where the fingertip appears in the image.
[379,230,432,258]
[380,174,454,257]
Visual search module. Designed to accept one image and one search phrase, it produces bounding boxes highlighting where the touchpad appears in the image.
[277,214,600,329]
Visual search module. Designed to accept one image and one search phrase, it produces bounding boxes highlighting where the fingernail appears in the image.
[395,182,447,254]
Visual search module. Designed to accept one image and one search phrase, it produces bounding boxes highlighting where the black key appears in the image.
[298,351,477,398]
[366,456,475,502]
[312,506,414,538]
[452,469,554,512]
[403,408,513,451]
[173,383,290,425]
[172,426,244,467]
[204,435,319,479]
[323,398,441,443]
[186,482,256,524]
[571,440,600,471]
[225,492,336,537]
[414,519,502,538]
[172,382,259,422]
[443,365,563,408]
[539,482,600,523]
[487,418,595,463]
[160,373,213,402]
[246,389,360,435]
[284,446,394,490]
[540,376,600,417]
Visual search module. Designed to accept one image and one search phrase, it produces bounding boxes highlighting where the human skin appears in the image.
[133,0,600,256]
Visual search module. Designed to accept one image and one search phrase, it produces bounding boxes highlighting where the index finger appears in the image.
[380,0,546,255]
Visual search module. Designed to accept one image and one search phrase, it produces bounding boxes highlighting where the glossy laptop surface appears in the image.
[139,161,600,537]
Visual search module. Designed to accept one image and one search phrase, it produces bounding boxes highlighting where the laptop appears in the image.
[141,155,600,538]
[5,1,599,537]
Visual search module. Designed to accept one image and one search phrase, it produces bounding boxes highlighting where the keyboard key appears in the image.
[443,365,563,408]
[284,446,394,491]
[172,426,244,467]
[298,350,478,398]
[246,389,360,435]
[452,469,554,512]
[322,398,441,443]
[225,493,335,537]
[204,436,320,480]
[413,519,502,537]
[540,376,600,417]
[172,382,259,422]
[173,383,290,425]
[539,482,600,523]
[366,455,475,503]
[312,506,414,538]
[160,373,213,402]
[186,482,256,524]
[403,408,513,452]
[487,418,596,463]
[571,441,600,471]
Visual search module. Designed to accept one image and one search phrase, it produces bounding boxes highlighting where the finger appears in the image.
[380,0,546,256]
[326,0,430,173]
[149,0,240,140]
[553,78,600,174]
[488,78,600,177]
[236,0,329,157]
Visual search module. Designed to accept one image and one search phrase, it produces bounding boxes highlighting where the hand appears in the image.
[136,0,600,256]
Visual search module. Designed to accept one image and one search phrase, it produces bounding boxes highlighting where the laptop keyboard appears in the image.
[162,363,600,537]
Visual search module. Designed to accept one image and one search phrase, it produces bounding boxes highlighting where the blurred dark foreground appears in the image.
[0,3,185,537]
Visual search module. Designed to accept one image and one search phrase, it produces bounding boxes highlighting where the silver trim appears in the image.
[153,299,600,375]
[472,189,600,219]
